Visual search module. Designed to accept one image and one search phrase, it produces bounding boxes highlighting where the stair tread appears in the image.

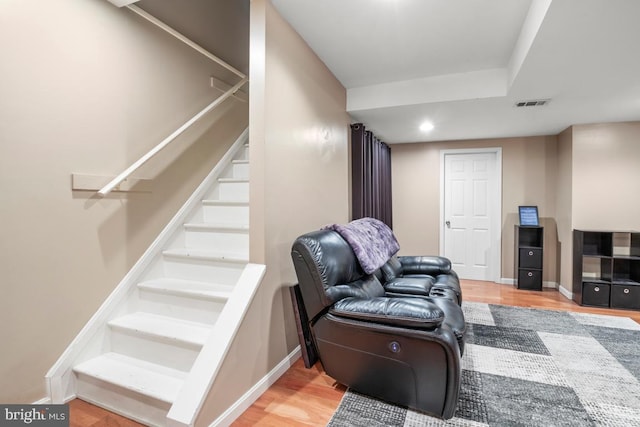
[162,248,248,263]
[183,222,249,231]
[217,177,249,183]
[138,278,233,301]
[74,353,186,404]
[201,199,249,206]
[108,312,212,346]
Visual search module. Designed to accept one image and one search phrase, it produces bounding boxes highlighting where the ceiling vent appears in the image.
[515,99,550,107]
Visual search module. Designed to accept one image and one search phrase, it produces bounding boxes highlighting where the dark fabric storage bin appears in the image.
[518,269,542,290]
[610,284,640,310]
[582,282,610,307]
[519,248,542,269]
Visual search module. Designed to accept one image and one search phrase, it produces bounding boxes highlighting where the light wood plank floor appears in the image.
[70,281,640,426]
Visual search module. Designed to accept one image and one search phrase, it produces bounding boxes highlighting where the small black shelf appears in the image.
[515,225,543,291]
[573,230,640,311]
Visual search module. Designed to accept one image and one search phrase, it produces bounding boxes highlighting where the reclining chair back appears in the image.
[291,229,385,322]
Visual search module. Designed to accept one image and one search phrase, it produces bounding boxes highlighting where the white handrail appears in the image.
[97,4,248,196]
[98,77,247,196]
[126,4,246,79]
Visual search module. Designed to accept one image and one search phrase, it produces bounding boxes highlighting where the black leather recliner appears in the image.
[291,228,464,419]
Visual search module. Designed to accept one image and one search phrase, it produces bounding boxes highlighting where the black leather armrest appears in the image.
[329,297,444,329]
[399,256,452,276]
[384,277,434,296]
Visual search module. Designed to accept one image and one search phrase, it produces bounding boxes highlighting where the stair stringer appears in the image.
[166,263,265,427]
[45,127,252,405]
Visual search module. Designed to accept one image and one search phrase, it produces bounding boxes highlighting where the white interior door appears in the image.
[441,150,501,281]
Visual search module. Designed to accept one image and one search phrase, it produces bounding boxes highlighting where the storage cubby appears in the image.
[612,258,640,284]
[582,256,612,282]
[515,226,543,290]
[582,232,612,256]
[613,232,631,256]
[573,230,640,310]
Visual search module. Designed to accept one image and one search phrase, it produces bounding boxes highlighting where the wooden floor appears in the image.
[69,399,144,427]
[69,281,640,426]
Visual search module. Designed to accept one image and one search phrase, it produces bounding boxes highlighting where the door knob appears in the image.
[445,220,451,228]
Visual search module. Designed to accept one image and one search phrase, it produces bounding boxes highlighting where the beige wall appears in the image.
[196,0,350,423]
[572,122,640,230]
[393,122,640,289]
[555,121,640,294]
[0,0,248,403]
[392,136,559,282]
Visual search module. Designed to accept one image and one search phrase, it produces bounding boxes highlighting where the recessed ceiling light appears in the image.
[419,122,434,132]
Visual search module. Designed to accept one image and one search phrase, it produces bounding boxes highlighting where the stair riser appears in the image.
[232,163,249,179]
[109,329,201,372]
[162,257,244,285]
[184,229,249,256]
[220,162,248,180]
[75,374,170,427]
[241,145,249,160]
[218,181,249,201]
[137,290,225,325]
[202,204,249,225]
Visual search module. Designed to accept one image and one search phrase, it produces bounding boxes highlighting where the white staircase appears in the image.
[47,129,264,426]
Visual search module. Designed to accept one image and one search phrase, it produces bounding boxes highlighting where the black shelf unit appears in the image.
[515,225,544,290]
[573,230,640,310]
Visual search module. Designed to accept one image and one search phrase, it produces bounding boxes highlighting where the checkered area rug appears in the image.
[327,302,640,426]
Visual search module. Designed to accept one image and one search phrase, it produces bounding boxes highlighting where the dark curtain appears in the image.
[351,123,393,228]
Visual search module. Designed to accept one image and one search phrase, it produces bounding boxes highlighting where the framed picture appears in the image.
[519,206,539,226]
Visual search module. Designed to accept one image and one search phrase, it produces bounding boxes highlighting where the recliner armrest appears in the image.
[399,256,452,276]
[384,277,433,296]
[329,297,444,329]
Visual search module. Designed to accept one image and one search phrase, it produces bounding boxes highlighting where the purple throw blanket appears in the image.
[326,218,400,274]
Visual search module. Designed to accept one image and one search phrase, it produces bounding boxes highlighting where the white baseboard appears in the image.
[209,346,302,427]
[558,285,573,300]
[33,396,74,405]
[499,278,559,289]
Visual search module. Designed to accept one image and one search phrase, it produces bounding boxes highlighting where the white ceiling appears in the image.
[271,0,640,143]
